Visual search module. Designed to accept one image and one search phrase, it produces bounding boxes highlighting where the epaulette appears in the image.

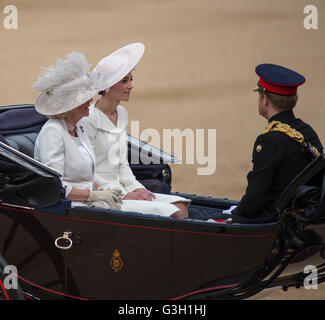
[263,121,320,159]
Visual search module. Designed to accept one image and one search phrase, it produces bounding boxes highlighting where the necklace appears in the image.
[95,100,118,125]
[65,120,77,135]
[106,111,118,124]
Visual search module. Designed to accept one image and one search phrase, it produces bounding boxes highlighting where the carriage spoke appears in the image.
[2,221,19,257]
[16,247,43,271]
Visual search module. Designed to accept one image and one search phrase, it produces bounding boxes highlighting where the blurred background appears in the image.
[1,0,324,299]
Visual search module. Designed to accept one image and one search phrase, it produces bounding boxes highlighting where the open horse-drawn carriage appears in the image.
[1,104,325,300]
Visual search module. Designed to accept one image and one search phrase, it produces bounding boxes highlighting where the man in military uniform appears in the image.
[220,63,323,223]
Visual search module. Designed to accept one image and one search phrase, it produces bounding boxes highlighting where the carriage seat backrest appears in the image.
[291,171,325,221]
[4,132,39,158]
[0,107,47,158]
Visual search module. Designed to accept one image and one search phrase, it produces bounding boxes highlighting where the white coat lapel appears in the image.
[77,124,96,172]
[58,119,96,173]
[96,108,117,132]
[95,105,128,134]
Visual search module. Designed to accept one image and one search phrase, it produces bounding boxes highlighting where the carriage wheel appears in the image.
[0,207,80,300]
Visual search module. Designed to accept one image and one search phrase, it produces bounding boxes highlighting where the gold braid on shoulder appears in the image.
[263,121,320,158]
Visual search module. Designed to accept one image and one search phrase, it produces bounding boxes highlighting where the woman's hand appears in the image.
[124,188,156,201]
[88,188,123,209]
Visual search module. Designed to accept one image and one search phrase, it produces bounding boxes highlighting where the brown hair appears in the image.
[261,91,299,111]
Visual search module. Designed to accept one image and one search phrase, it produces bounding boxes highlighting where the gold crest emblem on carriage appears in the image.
[110,249,123,272]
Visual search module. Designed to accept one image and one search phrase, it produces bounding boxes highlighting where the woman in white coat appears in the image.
[82,43,190,219]
[33,51,122,209]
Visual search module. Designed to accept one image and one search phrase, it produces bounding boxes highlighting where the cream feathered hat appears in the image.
[33,51,112,116]
[93,42,145,89]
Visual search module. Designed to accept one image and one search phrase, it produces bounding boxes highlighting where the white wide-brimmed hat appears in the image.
[94,42,145,89]
[33,51,109,116]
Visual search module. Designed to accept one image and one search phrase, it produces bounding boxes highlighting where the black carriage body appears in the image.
[0,203,278,299]
[1,104,325,300]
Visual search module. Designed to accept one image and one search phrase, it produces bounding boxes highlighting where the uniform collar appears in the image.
[268,110,296,124]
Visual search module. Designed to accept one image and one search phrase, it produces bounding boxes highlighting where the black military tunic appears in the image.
[231,110,323,220]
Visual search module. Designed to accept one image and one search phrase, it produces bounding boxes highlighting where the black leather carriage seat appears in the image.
[4,132,39,157]
[0,107,48,157]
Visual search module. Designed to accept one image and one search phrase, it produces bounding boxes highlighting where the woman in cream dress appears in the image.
[82,43,190,219]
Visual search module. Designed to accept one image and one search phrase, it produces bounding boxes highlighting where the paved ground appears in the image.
[1,0,324,299]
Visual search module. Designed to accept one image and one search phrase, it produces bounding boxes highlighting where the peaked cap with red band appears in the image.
[254,63,305,96]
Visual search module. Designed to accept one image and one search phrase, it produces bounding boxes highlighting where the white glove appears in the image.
[222,205,237,214]
[88,188,123,210]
